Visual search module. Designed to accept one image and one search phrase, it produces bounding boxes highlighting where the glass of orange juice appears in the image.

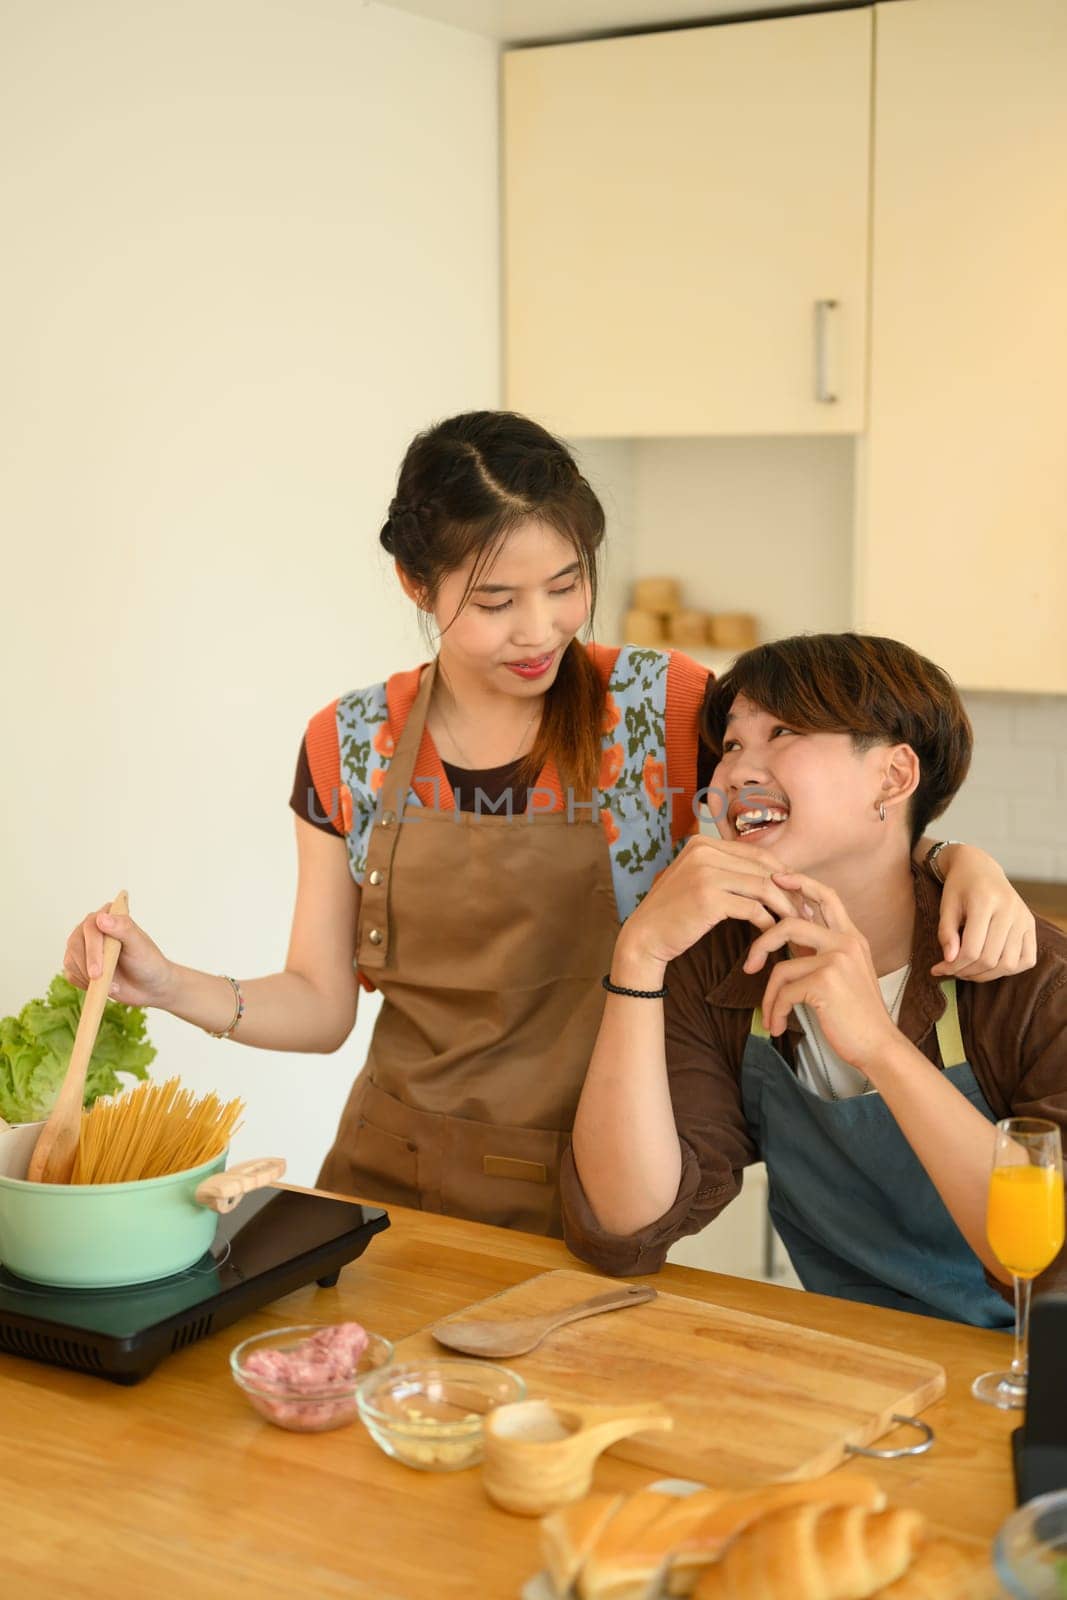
[973,1117,1064,1409]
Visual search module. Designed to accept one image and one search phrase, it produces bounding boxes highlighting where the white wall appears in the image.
[1,0,500,1181]
[570,438,636,646]
[628,436,855,641]
[580,435,857,645]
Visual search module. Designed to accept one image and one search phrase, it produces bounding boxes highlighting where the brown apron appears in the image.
[317,662,621,1235]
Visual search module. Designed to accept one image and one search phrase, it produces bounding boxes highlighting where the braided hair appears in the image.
[381,411,606,796]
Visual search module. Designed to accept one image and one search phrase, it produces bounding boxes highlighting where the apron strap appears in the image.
[358,661,438,972]
[379,659,437,814]
[750,979,966,1070]
[934,978,966,1069]
[751,979,966,1068]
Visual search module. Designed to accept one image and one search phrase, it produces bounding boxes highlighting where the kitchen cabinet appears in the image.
[854,0,1067,694]
[504,8,872,437]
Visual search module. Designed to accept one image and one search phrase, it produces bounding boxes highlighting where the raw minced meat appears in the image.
[241,1322,370,1431]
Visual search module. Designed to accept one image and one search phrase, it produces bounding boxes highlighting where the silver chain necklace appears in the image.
[803,962,912,1102]
[433,689,540,771]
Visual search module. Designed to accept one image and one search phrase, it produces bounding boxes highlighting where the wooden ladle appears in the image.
[431,1284,656,1358]
[28,890,128,1184]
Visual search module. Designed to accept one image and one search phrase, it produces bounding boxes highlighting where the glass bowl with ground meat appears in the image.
[355,1359,526,1471]
[230,1321,393,1432]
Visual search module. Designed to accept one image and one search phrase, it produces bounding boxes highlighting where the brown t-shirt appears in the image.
[561,870,1067,1300]
[290,735,534,820]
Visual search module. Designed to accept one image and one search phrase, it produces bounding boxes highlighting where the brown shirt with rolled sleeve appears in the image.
[561,870,1067,1302]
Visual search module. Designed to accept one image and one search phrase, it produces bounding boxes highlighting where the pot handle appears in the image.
[195,1156,287,1214]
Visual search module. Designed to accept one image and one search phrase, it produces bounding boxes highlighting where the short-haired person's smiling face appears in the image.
[404,518,591,702]
[711,694,920,876]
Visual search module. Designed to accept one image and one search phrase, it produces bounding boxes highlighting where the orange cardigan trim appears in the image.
[309,644,707,842]
[305,699,344,836]
[665,649,712,844]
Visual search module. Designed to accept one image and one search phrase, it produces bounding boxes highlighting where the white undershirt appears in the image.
[794,964,910,1101]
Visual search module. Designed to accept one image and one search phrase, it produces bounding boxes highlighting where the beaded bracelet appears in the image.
[206,975,245,1039]
[602,973,668,1000]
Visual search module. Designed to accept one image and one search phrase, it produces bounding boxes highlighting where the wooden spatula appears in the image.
[431,1284,656,1358]
[27,889,129,1184]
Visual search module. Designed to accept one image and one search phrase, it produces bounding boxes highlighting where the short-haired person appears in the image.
[564,634,1067,1325]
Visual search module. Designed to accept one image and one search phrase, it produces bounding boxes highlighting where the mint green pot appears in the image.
[0,1151,228,1288]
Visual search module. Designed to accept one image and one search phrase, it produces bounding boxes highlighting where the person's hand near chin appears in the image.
[609,834,802,993]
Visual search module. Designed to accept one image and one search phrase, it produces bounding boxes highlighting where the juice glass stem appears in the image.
[1009,1273,1032,1389]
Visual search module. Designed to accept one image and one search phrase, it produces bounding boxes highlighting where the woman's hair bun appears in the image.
[382,499,430,568]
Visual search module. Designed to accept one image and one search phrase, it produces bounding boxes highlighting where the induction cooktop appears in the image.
[0,1187,389,1384]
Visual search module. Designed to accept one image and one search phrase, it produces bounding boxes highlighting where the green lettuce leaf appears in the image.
[0,974,154,1124]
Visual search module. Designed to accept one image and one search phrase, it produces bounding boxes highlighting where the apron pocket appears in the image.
[326,1078,423,1208]
[349,1114,420,1208]
[442,1119,565,1238]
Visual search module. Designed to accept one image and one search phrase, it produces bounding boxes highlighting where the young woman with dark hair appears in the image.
[565,633,1066,1322]
[63,419,1036,1235]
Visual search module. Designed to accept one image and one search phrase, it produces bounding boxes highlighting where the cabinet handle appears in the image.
[814,298,838,404]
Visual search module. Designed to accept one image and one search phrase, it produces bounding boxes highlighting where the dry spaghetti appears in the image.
[71,1078,245,1185]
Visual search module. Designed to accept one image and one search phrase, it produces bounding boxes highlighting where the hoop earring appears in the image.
[878,802,887,823]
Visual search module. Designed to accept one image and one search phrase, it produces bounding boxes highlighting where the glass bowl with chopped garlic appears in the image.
[355,1359,526,1471]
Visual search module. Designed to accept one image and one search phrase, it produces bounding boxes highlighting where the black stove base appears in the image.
[0,1187,389,1383]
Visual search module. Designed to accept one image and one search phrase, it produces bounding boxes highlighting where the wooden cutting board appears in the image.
[395,1270,946,1488]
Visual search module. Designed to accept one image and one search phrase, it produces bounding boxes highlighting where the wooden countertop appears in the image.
[1,1202,1019,1600]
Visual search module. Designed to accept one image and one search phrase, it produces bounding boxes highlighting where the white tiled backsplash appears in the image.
[938,693,1067,882]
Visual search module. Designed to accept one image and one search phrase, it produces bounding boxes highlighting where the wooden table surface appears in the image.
[0,1200,1020,1600]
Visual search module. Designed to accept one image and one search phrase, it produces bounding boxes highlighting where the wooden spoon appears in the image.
[27,890,128,1184]
[431,1284,656,1358]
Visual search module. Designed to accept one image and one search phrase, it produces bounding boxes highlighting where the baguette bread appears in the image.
[542,1493,625,1596]
[691,1502,924,1600]
[576,1490,683,1600]
[666,1476,888,1596]
[875,1535,1000,1599]
[545,1476,891,1600]
[577,1490,733,1600]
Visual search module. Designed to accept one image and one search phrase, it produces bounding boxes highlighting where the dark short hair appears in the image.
[702,633,973,844]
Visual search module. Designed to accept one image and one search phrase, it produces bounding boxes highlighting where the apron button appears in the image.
[380,810,397,828]
[368,869,384,886]
[368,928,383,945]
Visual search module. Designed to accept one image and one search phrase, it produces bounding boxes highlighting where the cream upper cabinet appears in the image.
[504,10,872,438]
[855,0,1067,694]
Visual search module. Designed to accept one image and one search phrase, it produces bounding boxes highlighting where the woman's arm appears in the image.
[913,838,1037,980]
[65,817,361,1054]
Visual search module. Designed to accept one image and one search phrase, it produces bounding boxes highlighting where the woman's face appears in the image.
[710,695,908,873]
[429,518,591,698]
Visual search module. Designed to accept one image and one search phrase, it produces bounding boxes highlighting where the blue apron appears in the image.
[740,979,1013,1327]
